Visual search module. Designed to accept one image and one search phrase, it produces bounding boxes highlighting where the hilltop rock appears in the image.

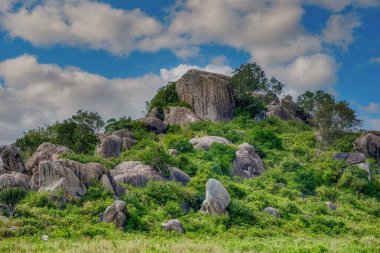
[0,173,29,191]
[168,166,191,185]
[162,219,184,233]
[355,132,380,164]
[37,161,86,198]
[102,200,127,230]
[26,143,73,174]
[200,178,230,215]
[138,117,167,134]
[190,136,232,150]
[266,95,304,121]
[334,151,371,179]
[0,145,27,174]
[147,107,161,119]
[111,161,165,187]
[113,130,137,150]
[56,159,106,187]
[233,143,265,179]
[176,69,234,122]
[263,207,280,218]
[95,134,123,158]
[164,106,202,126]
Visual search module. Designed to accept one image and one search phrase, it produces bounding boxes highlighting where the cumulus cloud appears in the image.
[1,0,163,55]
[322,13,361,50]
[360,102,380,114]
[367,119,380,130]
[0,55,232,144]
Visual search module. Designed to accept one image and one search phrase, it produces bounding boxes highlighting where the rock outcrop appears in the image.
[168,166,191,185]
[326,202,336,211]
[266,95,304,121]
[0,173,29,191]
[233,143,265,179]
[138,117,168,134]
[0,145,26,174]
[162,219,184,233]
[262,207,280,218]
[111,161,165,187]
[102,200,127,230]
[95,135,123,158]
[164,106,202,126]
[200,178,230,215]
[334,151,371,179]
[354,132,380,164]
[113,130,137,150]
[189,136,232,150]
[176,70,234,122]
[37,161,86,198]
[26,143,73,174]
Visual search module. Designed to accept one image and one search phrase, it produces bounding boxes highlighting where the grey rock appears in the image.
[164,106,202,126]
[112,130,137,150]
[346,152,366,165]
[138,117,168,134]
[26,143,73,174]
[233,143,265,179]
[176,69,234,122]
[168,166,191,185]
[190,136,232,150]
[355,132,380,163]
[111,161,165,187]
[56,159,106,187]
[102,200,127,230]
[266,104,295,121]
[0,173,29,191]
[200,178,230,215]
[112,129,134,139]
[38,161,86,198]
[0,215,9,223]
[326,202,336,211]
[333,153,349,161]
[147,107,161,119]
[95,135,123,158]
[100,174,126,197]
[254,111,267,122]
[162,219,184,233]
[262,207,280,218]
[0,145,26,174]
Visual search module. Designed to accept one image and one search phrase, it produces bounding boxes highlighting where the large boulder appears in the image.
[233,143,265,179]
[111,161,165,187]
[113,130,137,150]
[0,145,26,174]
[162,219,184,233]
[0,173,29,191]
[266,104,295,121]
[37,161,86,198]
[200,178,230,215]
[267,95,304,121]
[168,166,191,185]
[176,69,234,122]
[138,117,167,134]
[333,151,371,179]
[56,159,106,187]
[262,207,280,218]
[355,132,380,164]
[26,143,73,174]
[100,174,126,197]
[102,200,127,230]
[189,136,232,150]
[95,135,123,158]
[164,106,202,126]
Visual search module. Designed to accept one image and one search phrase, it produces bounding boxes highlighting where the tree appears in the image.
[229,63,284,117]
[71,110,104,133]
[0,188,28,217]
[297,90,362,148]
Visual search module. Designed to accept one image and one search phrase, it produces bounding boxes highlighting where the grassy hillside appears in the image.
[1,115,380,252]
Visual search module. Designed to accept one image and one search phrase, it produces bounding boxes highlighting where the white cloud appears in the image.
[360,102,380,114]
[370,57,380,64]
[367,119,380,130]
[322,13,361,50]
[0,55,232,144]
[1,0,163,55]
[305,0,380,12]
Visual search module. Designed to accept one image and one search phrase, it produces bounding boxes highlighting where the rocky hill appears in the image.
[0,69,379,253]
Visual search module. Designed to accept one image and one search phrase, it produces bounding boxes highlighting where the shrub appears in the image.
[164,134,194,153]
[0,188,28,217]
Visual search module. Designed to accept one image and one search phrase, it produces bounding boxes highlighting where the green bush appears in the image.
[0,188,28,217]
[164,134,194,153]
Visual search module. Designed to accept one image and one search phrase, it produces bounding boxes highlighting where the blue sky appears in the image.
[0,0,379,144]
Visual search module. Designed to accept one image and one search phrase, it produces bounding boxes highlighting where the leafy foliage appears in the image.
[0,188,28,217]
